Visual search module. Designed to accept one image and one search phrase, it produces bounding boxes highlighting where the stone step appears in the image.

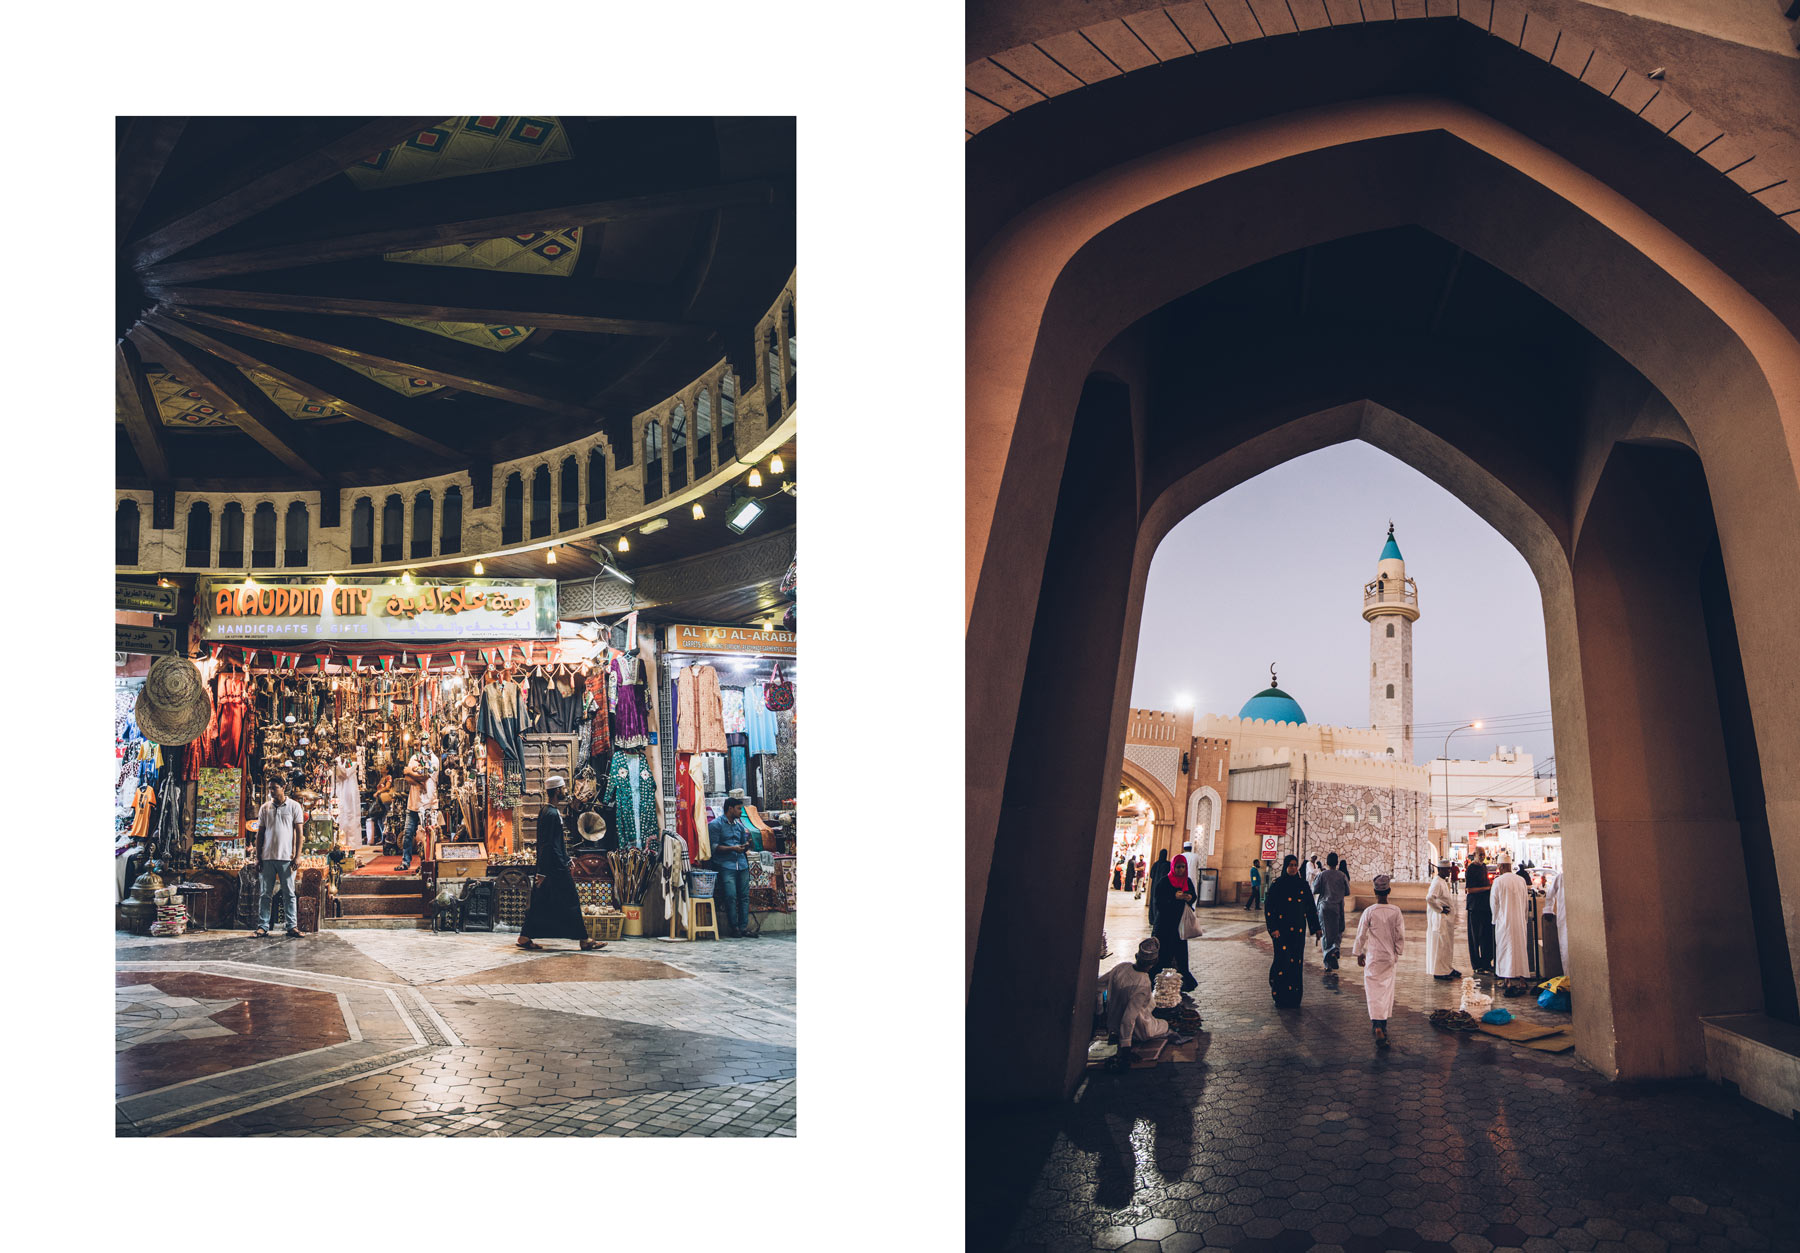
[322,915,432,930]
[338,877,425,896]
[338,894,426,917]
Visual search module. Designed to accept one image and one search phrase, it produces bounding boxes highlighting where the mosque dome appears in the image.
[1238,683,1307,725]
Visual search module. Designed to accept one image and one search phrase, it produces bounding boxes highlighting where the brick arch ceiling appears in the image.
[965,2,1798,230]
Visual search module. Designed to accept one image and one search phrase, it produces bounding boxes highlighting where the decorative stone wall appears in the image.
[1289,777,1431,882]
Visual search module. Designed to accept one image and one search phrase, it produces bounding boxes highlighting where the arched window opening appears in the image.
[718,374,736,460]
[502,473,524,544]
[586,448,605,524]
[349,498,373,564]
[1404,662,1410,677]
[669,402,689,491]
[1368,804,1382,825]
[116,499,140,567]
[1386,622,1395,637]
[379,494,403,563]
[694,388,713,476]
[185,501,212,567]
[411,492,433,560]
[765,325,782,420]
[252,502,278,567]
[559,457,579,532]
[1345,805,1359,824]
[441,486,463,555]
[284,501,309,567]
[531,465,552,539]
[1371,662,1377,677]
[1386,683,1395,699]
[643,420,664,504]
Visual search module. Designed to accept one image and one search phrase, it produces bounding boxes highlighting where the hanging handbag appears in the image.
[763,662,794,712]
[1179,903,1204,940]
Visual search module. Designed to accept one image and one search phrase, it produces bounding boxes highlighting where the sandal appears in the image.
[516,939,543,950]
[252,929,269,938]
[579,940,605,951]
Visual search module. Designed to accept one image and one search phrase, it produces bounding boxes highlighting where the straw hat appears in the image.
[134,657,213,745]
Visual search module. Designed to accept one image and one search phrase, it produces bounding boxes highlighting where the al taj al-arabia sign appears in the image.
[197,576,557,642]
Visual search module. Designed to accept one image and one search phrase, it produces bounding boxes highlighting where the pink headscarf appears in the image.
[1168,854,1192,893]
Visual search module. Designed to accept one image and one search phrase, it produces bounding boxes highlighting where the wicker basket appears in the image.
[687,869,718,899]
[583,913,626,942]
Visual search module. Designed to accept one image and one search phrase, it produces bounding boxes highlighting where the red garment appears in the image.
[1168,854,1192,894]
[675,753,697,860]
[586,672,611,756]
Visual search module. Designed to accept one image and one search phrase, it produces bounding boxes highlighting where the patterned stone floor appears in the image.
[970,890,1800,1252]
[115,928,795,1137]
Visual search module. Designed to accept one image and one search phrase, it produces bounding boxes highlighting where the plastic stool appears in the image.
[686,897,720,941]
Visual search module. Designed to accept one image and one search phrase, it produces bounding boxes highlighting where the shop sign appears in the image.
[1260,833,1279,858]
[117,623,176,656]
[1253,806,1288,836]
[663,623,796,656]
[197,576,557,642]
[116,581,177,615]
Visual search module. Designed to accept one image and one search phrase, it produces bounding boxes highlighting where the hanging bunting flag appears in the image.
[452,651,466,669]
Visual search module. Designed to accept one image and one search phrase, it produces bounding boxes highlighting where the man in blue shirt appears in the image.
[708,796,758,938]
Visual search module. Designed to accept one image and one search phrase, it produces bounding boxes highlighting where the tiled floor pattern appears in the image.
[970,892,1800,1252]
[116,929,795,1137]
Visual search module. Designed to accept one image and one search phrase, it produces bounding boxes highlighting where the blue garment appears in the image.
[745,684,779,756]
[257,858,298,931]
[400,809,421,870]
[708,814,754,869]
[715,866,749,933]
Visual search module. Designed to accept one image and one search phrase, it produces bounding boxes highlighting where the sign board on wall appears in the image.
[116,582,177,614]
[117,624,176,656]
[1253,806,1288,836]
[663,623,797,657]
[198,576,556,642]
[1260,833,1280,858]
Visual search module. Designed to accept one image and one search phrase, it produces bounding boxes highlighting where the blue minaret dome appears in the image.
[1379,521,1403,562]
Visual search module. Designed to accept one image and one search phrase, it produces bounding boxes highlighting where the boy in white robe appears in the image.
[1491,859,1533,989]
[1353,874,1405,1049]
[1426,860,1460,980]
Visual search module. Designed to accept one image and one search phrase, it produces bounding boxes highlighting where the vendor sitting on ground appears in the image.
[1099,938,1192,1050]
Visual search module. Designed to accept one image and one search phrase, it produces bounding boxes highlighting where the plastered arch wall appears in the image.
[966,99,1800,1097]
[1119,752,1180,860]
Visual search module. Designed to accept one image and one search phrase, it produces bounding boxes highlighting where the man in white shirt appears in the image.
[1491,857,1533,992]
[399,751,429,873]
[1353,874,1406,1048]
[1426,859,1460,980]
[253,780,306,938]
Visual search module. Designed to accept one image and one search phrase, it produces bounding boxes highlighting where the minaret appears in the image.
[1363,522,1419,761]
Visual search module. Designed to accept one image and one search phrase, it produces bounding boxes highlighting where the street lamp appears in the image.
[1441,720,1483,856]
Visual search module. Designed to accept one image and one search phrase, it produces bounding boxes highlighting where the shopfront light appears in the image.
[725,495,764,534]
[769,455,785,474]
[616,536,630,552]
[601,563,634,586]
[747,468,763,488]
[547,548,557,565]
[473,560,485,575]
[691,502,706,521]
[402,570,414,584]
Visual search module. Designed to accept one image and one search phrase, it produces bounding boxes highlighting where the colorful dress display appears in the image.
[675,663,727,754]
[745,682,780,756]
[602,749,658,849]
[608,654,652,748]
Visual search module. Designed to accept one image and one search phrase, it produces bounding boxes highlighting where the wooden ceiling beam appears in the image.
[126,117,447,270]
[164,306,600,422]
[139,177,782,284]
[141,313,469,463]
[116,118,188,246]
[126,323,328,485]
[153,264,708,338]
[115,340,172,483]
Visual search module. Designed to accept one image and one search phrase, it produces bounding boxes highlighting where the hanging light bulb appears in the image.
[748,468,763,488]
[547,548,558,565]
[769,454,785,474]
[473,560,485,575]
[692,502,706,520]
[617,536,629,552]
[402,570,414,584]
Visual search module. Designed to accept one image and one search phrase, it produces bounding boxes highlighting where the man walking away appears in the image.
[1354,875,1405,1048]
[253,780,305,938]
[1147,849,1170,926]
[1313,853,1351,971]
[1246,859,1263,912]
[1123,856,1138,895]
[1491,857,1532,994]
[1426,859,1460,979]
[1464,851,1494,973]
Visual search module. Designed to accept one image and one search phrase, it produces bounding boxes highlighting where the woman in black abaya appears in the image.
[1264,854,1320,1007]
[1151,854,1199,993]
[519,777,604,951]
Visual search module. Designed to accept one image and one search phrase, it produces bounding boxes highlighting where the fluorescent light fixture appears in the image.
[640,518,670,535]
[602,563,635,586]
[726,495,765,534]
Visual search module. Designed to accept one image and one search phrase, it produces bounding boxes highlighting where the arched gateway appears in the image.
[966,8,1800,1103]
